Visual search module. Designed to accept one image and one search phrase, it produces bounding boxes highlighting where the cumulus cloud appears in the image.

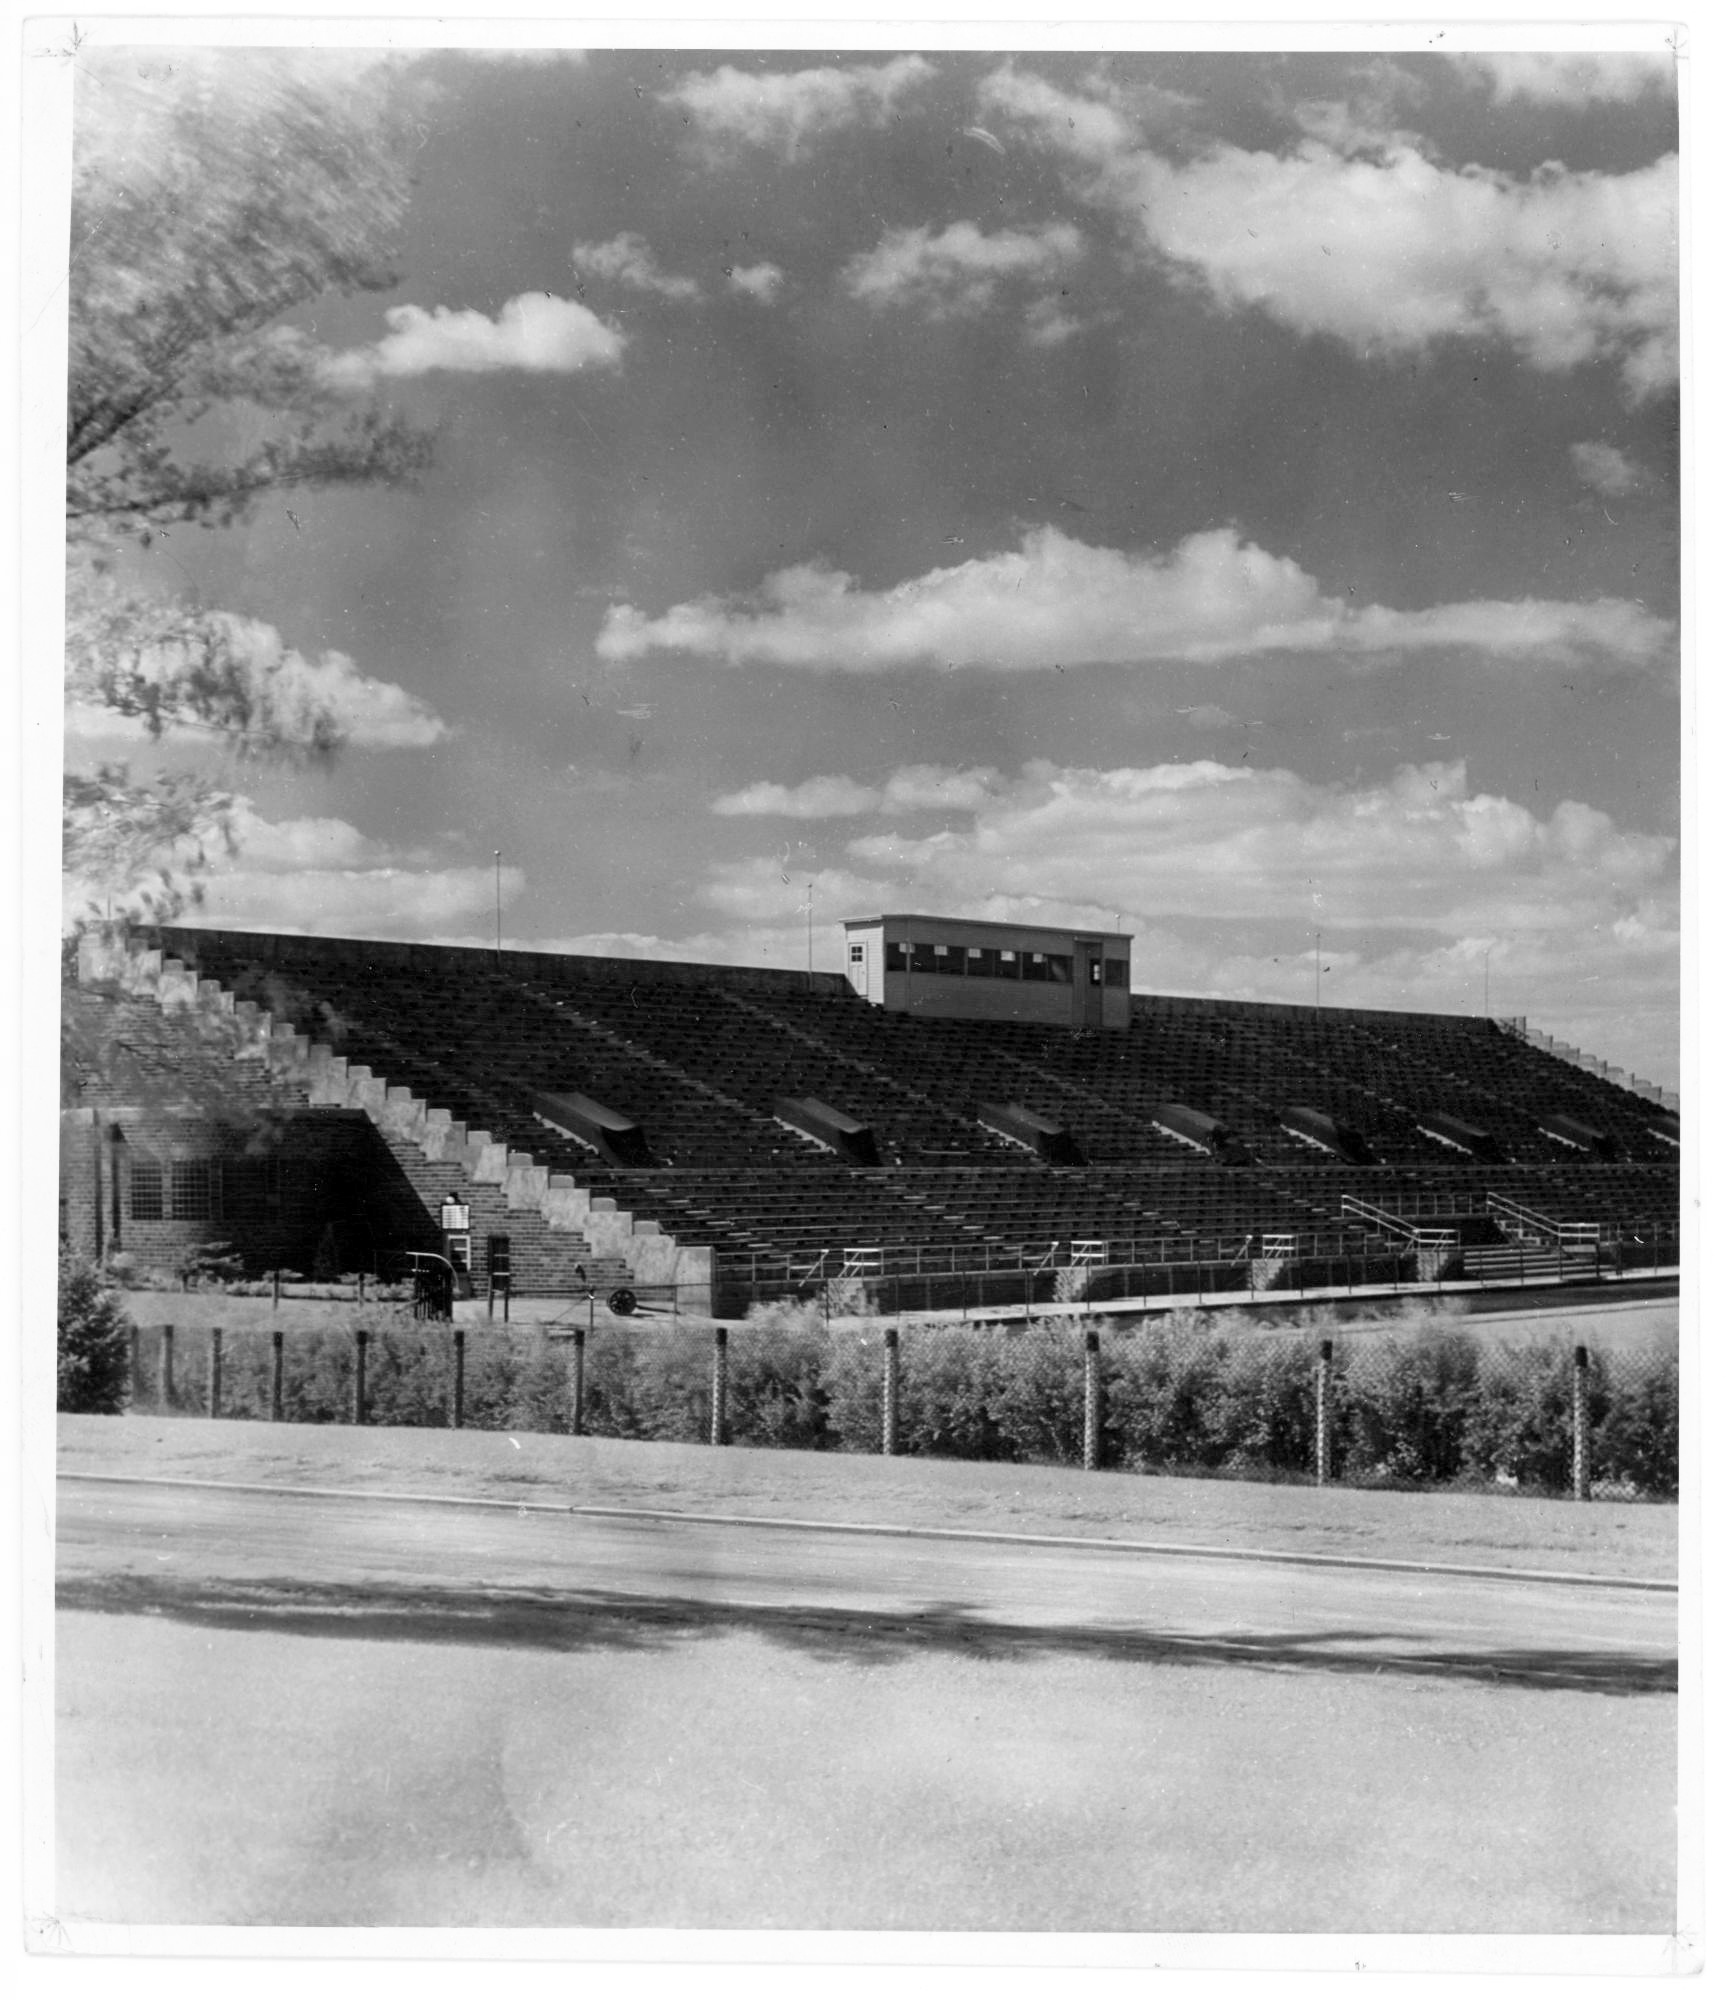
[660,55,934,158]
[1570,440,1648,497]
[192,804,524,936]
[598,525,1673,673]
[571,233,701,300]
[980,66,1677,399]
[1455,53,1675,106]
[711,765,1004,818]
[322,292,625,387]
[1024,295,1087,347]
[727,261,786,302]
[712,776,883,819]
[683,755,1675,1071]
[65,612,449,752]
[842,221,1084,317]
[830,758,1672,937]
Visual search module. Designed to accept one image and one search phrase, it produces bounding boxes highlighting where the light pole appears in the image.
[1483,943,1492,1017]
[494,851,502,965]
[807,880,814,989]
[1314,928,1322,1008]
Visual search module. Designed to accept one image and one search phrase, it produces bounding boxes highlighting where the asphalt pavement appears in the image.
[56,1475,1674,1692]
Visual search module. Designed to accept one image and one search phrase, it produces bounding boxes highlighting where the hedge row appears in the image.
[113,1299,1679,1498]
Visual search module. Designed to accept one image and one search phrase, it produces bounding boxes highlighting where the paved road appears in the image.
[56,1475,1673,1690]
[53,1476,1680,1930]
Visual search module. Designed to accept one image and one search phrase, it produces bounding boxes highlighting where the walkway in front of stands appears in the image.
[461,1265,1678,1331]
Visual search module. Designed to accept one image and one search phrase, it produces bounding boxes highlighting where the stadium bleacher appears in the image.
[88,924,1674,1309]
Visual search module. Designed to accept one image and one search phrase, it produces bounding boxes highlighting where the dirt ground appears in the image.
[57,1414,1677,1580]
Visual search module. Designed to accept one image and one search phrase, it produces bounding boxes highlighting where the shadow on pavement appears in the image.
[57,1571,1674,1696]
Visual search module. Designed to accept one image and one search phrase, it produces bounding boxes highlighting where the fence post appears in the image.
[353,1329,368,1426]
[270,1328,284,1422]
[569,1324,585,1436]
[449,1325,465,1430]
[158,1325,174,1411]
[1083,1328,1102,1472]
[129,1325,143,1405]
[1315,1338,1333,1486]
[710,1326,728,1446]
[882,1326,900,1456]
[206,1327,223,1420]
[1572,1344,1592,1502]
[272,1268,281,1311]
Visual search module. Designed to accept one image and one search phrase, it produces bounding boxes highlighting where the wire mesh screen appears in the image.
[124,1301,1677,1500]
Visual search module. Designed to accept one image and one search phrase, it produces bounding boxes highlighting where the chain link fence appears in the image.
[123,1300,1676,1501]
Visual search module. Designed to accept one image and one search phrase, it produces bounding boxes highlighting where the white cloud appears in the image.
[687,756,1675,1074]
[980,67,1677,399]
[1024,295,1087,347]
[727,261,786,302]
[711,765,1005,818]
[65,613,449,752]
[842,221,1084,317]
[323,293,626,387]
[1455,53,1675,107]
[833,758,1672,934]
[598,525,1673,674]
[880,765,1005,812]
[191,805,524,936]
[1570,440,1648,497]
[660,56,935,159]
[571,233,701,301]
[713,776,884,819]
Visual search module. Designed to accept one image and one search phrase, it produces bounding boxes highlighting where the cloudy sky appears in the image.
[62,38,1682,1082]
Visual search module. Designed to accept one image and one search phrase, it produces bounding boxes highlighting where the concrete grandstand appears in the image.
[63,922,1679,1319]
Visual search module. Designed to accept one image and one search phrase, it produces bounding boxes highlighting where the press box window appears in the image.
[1043,953,1072,984]
[932,944,963,976]
[885,940,907,971]
[998,950,1020,979]
[1104,959,1129,989]
[910,941,936,973]
[966,947,998,977]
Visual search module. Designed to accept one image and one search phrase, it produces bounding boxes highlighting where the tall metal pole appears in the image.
[1314,929,1322,1008]
[1483,944,1492,1017]
[807,881,814,989]
[494,851,502,965]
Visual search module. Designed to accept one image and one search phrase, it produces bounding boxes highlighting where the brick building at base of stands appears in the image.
[61,922,1679,1316]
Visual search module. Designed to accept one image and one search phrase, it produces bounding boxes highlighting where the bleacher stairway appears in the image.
[79,924,1679,1312]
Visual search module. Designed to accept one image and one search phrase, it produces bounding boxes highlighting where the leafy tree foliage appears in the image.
[63,49,436,927]
[67,49,432,540]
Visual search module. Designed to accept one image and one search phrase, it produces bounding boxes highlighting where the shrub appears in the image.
[1592,1342,1679,1497]
[1460,1335,1577,1491]
[58,1248,133,1413]
[987,1321,1088,1464]
[728,1307,833,1449]
[1334,1328,1480,1484]
[1105,1313,1234,1470]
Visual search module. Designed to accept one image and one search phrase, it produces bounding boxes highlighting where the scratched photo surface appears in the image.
[53,38,1682,1950]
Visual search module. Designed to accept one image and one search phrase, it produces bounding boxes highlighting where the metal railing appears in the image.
[719,1220,1675,1293]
